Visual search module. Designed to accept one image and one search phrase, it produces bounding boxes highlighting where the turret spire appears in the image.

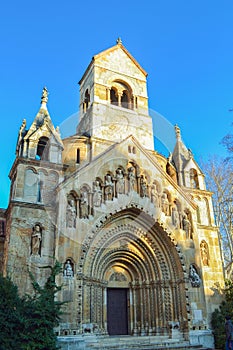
[41,87,48,109]
[174,124,181,141]
[116,37,122,45]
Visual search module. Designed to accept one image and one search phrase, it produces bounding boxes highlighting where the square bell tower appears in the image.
[76,39,154,150]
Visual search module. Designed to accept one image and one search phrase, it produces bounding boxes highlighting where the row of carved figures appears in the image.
[66,192,193,238]
[66,165,194,238]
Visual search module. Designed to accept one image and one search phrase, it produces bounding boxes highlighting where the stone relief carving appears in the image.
[189,264,201,287]
[31,224,42,256]
[66,196,77,228]
[115,168,125,195]
[93,181,102,207]
[161,192,170,215]
[80,190,89,218]
[200,240,209,266]
[64,259,74,278]
[110,272,127,281]
[70,163,196,231]
[151,184,160,208]
[104,174,114,201]
[171,205,180,229]
[140,176,148,198]
[128,166,136,192]
[182,213,192,239]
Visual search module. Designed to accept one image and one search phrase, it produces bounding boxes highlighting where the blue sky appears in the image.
[1,0,233,208]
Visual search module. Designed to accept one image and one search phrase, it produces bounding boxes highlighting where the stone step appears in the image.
[57,335,209,350]
[85,336,195,350]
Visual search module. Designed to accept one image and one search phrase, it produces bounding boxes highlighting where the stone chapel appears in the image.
[0,40,225,348]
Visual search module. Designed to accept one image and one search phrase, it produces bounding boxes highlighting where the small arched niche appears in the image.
[36,136,50,161]
[190,168,199,189]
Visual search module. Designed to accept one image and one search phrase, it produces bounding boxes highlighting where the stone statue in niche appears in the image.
[66,198,77,228]
[182,213,192,239]
[140,176,147,197]
[151,185,159,208]
[200,241,209,266]
[171,205,180,229]
[64,260,74,278]
[104,174,114,200]
[115,168,125,194]
[80,190,89,218]
[128,167,135,192]
[93,181,102,207]
[189,264,201,287]
[31,224,42,256]
[161,193,170,215]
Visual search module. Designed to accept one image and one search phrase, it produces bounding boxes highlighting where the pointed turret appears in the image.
[16,87,63,163]
[172,125,205,189]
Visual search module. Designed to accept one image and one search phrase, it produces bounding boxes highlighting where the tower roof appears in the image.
[79,39,148,85]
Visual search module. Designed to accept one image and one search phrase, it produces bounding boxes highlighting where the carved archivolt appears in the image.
[75,208,189,336]
[80,209,186,281]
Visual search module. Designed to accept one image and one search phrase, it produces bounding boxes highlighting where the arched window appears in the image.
[121,90,129,109]
[110,88,118,105]
[190,168,199,189]
[109,81,133,109]
[76,148,80,164]
[84,90,90,110]
[36,137,49,160]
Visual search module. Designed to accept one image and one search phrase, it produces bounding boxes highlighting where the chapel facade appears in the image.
[1,40,225,347]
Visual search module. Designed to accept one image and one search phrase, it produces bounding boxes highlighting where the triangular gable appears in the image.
[24,108,64,148]
[94,43,147,76]
[184,157,204,175]
[79,43,147,85]
[59,134,196,209]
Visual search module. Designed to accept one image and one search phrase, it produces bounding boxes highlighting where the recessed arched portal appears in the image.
[79,208,189,337]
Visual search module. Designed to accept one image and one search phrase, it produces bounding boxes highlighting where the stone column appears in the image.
[118,92,122,107]
[132,283,138,335]
[103,287,108,334]
[106,88,110,102]
[139,282,145,335]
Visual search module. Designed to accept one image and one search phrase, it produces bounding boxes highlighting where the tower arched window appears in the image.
[36,137,49,161]
[190,168,199,189]
[84,90,90,109]
[109,81,133,109]
[121,90,129,109]
[110,88,118,105]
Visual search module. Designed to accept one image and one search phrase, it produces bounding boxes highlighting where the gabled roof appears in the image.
[184,157,204,175]
[22,87,63,148]
[79,40,147,85]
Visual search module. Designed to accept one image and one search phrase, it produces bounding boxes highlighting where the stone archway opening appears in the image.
[80,209,189,338]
